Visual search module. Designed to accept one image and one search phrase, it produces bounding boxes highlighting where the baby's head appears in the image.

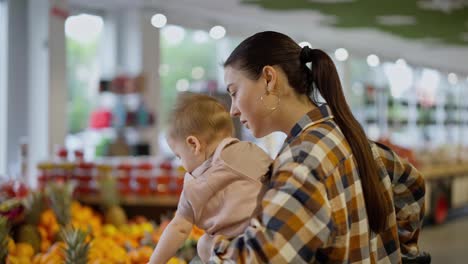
[167,92,234,172]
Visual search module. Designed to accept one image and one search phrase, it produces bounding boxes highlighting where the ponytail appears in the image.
[308,49,391,233]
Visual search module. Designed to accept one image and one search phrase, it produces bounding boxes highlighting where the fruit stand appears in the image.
[0,178,195,264]
[420,163,468,225]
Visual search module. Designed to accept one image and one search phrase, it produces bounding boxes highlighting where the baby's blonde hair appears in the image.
[167,92,234,142]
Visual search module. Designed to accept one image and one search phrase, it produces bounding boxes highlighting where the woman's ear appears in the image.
[262,65,278,94]
[186,135,202,155]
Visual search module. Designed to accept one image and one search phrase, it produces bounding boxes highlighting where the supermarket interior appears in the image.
[1,0,468,263]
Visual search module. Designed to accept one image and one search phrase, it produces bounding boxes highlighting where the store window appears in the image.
[63,13,106,159]
[65,13,104,134]
[0,0,8,175]
[159,26,227,128]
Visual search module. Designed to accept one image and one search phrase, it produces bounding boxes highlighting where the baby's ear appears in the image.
[186,135,202,154]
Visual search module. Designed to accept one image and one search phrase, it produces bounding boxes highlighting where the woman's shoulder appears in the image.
[274,123,351,179]
[286,123,349,157]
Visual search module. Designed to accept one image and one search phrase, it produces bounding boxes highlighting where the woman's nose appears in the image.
[230,103,240,117]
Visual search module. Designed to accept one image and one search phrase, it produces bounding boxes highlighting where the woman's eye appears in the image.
[230,91,237,97]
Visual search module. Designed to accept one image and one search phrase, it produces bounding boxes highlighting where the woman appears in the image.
[209,31,425,263]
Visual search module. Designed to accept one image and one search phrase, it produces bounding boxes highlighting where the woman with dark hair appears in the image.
[209,31,426,263]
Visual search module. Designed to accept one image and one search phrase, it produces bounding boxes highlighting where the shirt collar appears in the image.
[186,137,234,178]
[283,103,334,146]
[187,157,213,179]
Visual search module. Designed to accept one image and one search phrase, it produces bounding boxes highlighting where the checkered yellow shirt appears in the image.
[209,104,425,263]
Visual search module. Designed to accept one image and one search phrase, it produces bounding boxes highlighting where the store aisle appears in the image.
[419,217,468,263]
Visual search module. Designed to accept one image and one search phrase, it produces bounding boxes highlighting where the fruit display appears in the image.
[0,180,29,226]
[1,182,195,264]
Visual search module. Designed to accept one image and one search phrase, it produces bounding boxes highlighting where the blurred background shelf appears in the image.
[421,163,468,181]
[77,194,180,207]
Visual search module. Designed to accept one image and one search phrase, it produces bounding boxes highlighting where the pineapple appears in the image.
[98,175,127,227]
[61,226,89,264]
[16,191,44,253]
[46,182,74,243]
[46,182,73,227]
[0,216,10,263]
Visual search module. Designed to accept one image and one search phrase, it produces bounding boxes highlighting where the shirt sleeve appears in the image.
[209,163,333,263]
[376,143,426,257]
[175,190,195,223]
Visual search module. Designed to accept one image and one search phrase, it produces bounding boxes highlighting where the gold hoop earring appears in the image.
[260,93,280,111]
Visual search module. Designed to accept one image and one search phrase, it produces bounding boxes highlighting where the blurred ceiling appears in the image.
[244,0,468,46]
[69,0,468,74]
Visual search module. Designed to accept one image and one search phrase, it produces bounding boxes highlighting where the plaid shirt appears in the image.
[209,104,425,263]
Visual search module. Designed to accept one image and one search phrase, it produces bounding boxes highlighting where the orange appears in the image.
[40,240,51,253]
[167,257,187,264]
[39,210,56,228]
[16,256,31,264]
[70,201,82,214]
[15,243,34,259]
[190,225,204,240]
[8,237,16,255]
[138,246,153,262]
[48,223,60,239]
[128,250,140,263]
[6,255,19,264]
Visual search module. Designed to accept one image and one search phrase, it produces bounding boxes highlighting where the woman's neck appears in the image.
[277,96,316,135]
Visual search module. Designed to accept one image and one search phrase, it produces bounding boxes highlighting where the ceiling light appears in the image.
[162,25,186,45]
[151,13,167,28]
[334,48,349,61]
[176,79,190,92]
[65,14,103,44]
[396,58,407,66]
[367,54,380,67]
[384,61,413,98]
[448,73,458,85]
[209,26,226,40]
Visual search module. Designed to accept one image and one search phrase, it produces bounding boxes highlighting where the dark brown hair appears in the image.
[168,92,234,141]
[224,31,391,233]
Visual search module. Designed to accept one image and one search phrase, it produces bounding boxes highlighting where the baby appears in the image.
[149,92,271,263]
